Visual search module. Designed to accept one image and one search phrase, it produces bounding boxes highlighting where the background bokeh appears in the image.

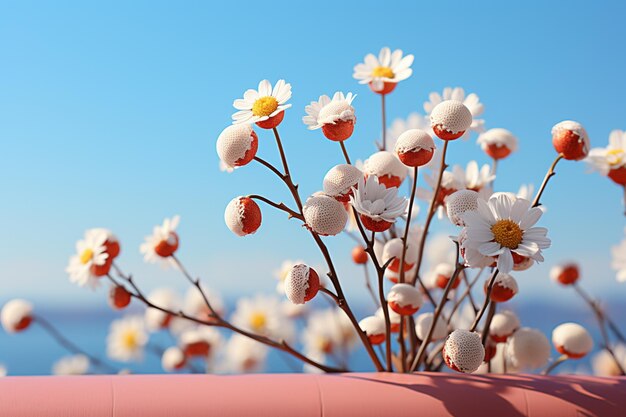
[1,0,625,374]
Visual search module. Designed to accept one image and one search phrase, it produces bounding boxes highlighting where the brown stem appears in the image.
[469,269,500,332]
[362,264,380,307]
[247,194,304,221]
[107,269,343,373]
[381,94,387,151]
[340,141,352,165]
[399,166,418,283]
[410,243,464,372]
[542,354,568,375]
[410,140,449,308]
[34,315,118,374]
[531,154,563,208]
[481,302,497,346]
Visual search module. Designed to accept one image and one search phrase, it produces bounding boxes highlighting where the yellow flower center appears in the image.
[79,248,94,265]
[249,312,267,331]
[122,331,138,349]
[251,96,279,117]
[372,66,395,79]
[491,219,523,249]
[607,148,625,167]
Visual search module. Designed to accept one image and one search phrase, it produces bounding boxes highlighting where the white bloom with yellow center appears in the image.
[232,79,292,125]
[303,92,356,129]
[65,230,109,289]
[230,294,294,341]
[423,87,485,139]
[302,308,351,356]
[611,228,626,283]
[140,215,180,266]
[107,315,149,362]
[452,161,495,192]
[353,47,414,92]
[52,354,90,375]
[461,194,550,273]
[587,129,626,174]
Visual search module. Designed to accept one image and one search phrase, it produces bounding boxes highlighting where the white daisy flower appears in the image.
[612,229,626,283]
[350,176,408,232]
[461,194,551,273]
[303,92,356,141]
[302,308,350,356]
[386,113,433,152]
[224,334,269,373]
[517,184,534,201]
[52,354,90,375]
[452,161,495,193]
[144,288,181,331]
[586,129,626,186]
[107,315,149,362]
[184,284,224,321]
[140,215,180,265]
[66,230,110,289]
[423,87,485,139]
[232,79,292,129]
[416,170,463,219]
[230,294,294,341]
[353,47,414,94]
[179,326,223,358]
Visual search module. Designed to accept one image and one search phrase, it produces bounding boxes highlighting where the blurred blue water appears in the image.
[1,298,623,376]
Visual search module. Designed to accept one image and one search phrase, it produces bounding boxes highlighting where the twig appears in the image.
[247,194,304,221]
[34,315,118,374]
[531,154,563,208]
[399,166,418,284]
[542,354,568,375]
[469,269,500,332]
[362,265,380,308]
[340,141,351,165]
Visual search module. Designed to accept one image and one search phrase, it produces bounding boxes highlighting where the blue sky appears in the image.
[1,0,625,309]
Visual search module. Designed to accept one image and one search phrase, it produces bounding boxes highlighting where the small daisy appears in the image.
[612,229,626,283]
[461,194,551,273]
[179,326,223,358]
[303,92,356,141]
[52,354,90,375]
[350,176,408,232]
[144,288,180,331]
[232,79,292,129]
[353,47,414,94]
[224,334,269,373]
[587,129,626,186]
[230,294,294,341]
[107,315,149,362]
[452,161,495,193]
[386,113,433,152]
[302,309,347,356]
[66,230,111,289]
[416,170,463,219]
[184,284,224,321]
[140,215,180,265]
[423,87,485,139]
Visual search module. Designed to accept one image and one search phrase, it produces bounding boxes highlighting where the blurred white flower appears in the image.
[140,216,180,266]
[423,87,485,139]
[66,230,110,288]
[224,334,268,373]
[273,259,306,294]
[231,295,294,341]
[586,129,626,185]
[591,344,626,376]
[107,315,149,362]
[611,229,626,282]
[184,284,224,320]
[52,354,90,375]
[452,161,494,193]
[386,113,433,152]
[144,288,181,331]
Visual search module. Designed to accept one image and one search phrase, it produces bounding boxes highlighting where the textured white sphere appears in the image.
[216,124,257,168]
[323,164,363,199]
[363,151,407,181]
[303,194,348,236]
[284,264,319,305]
[446,190,480,226]
[443,330,485,373]
[489,310,520,342]
[387,283,423,315]
[430,101,472,134]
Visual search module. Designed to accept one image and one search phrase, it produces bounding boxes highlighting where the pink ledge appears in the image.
[0,372,624,417]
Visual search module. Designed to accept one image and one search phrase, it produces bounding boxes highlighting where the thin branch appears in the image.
[247,194,304,221]
[469,269,500,332]
[531,154,563,208]
[542,354,568,375]
[34,315,118,374]
[340,141,351,165]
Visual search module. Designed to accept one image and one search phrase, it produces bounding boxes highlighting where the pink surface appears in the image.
[0,372,624,417]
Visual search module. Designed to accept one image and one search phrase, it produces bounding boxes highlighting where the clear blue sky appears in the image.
[1,0,625,308]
